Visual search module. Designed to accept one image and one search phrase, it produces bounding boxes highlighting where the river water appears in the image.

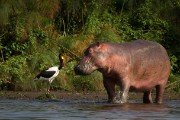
[0,98,179,120]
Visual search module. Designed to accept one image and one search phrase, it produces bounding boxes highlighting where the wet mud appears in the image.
[0,91,179,101]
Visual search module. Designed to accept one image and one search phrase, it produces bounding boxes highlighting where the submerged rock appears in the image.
[36,93,56,100]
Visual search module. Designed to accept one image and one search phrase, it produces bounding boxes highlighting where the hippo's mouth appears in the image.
[74,65,91,76]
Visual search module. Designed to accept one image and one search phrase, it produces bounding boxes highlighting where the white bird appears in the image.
[34,54,64,92]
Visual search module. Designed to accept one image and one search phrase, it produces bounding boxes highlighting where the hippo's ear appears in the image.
[96,42,100,47]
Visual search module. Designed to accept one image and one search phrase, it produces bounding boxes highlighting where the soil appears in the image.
[0,91,179,101]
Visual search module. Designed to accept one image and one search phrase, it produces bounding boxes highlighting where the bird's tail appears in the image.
[34,77,39,81]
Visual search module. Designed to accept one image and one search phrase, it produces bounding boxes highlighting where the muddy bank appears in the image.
[0,91,179,102]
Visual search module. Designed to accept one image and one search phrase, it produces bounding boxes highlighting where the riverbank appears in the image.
[0,91,179,101]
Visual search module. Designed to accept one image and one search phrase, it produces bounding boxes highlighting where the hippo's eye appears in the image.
[84,48,93,56]
[89,48,93,54]
[84,49,89,56]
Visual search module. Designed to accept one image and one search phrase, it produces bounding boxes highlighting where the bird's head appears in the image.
[59,54,64,61]
[59,54,64,68]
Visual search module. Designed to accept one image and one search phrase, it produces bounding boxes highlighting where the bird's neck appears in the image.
[58,61,64,70]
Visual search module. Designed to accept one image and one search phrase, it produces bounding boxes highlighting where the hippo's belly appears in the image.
[129,83,154,92]
[129,77,155,92]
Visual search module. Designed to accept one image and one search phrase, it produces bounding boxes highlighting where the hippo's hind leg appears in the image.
[103,78,116,103]
[155,84,165,104]
[143,91,153,103]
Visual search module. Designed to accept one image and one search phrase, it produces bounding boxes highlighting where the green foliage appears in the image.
[167,74,180,93]
[85,12,101,34]
[127,0,168,41]
[59,36,77,50]
[95,26,123,43]
[72,71,103,92]
[170,55,178,72]
[0,0,179,92]
[72,76,94,92]
[0,55,34,90]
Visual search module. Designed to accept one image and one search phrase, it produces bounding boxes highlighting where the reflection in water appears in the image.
[0,99,179,120]
[85,103,171,120]
[95,103,169,112]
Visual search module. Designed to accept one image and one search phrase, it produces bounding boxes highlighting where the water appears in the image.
[0,98,179,120]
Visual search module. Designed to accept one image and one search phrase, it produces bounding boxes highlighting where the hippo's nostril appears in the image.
[74,65,81,75]
[74,65,88,75]
[74,65,80,70]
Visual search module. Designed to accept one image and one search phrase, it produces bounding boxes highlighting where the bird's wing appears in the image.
[35,70,56,79]
[46,66,58,71]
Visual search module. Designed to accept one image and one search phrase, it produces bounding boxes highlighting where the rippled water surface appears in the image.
[0,99,179,120]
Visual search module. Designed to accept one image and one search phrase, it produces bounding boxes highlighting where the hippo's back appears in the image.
[121,40,170,88]
[123,40,163,53]
[122,40,169,61]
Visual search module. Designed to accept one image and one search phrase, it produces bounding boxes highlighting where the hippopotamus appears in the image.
[74,40,170,104]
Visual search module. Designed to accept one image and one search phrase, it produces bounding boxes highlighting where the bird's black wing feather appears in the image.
[36,70,56,79]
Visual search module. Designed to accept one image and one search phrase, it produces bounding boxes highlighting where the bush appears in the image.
[0,55,34,90]
[167,74,180,93]
[0,0,179,93]
[72,71,103,92]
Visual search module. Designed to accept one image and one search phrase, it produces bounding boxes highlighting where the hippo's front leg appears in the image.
[120,89,129,103]
[103,78,116,103]
[119,80,130,103]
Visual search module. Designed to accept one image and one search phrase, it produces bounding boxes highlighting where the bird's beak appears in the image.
[61,56,64,60]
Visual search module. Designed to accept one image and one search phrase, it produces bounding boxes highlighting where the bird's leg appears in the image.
[47,81,51,93]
